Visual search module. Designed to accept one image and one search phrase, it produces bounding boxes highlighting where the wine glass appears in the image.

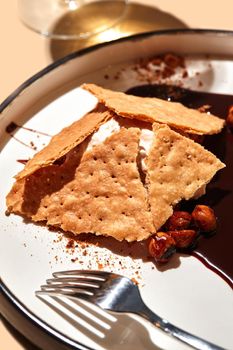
[18,0,128,40]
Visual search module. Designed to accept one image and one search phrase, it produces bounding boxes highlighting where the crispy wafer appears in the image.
[82,84,224,135]
[16,105,113,180]
[7,128,155,242]
[146,123,225,231]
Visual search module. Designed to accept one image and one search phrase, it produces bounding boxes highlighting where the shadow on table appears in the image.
[1,315,41,350]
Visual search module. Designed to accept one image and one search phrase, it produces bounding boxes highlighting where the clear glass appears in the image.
[18,0,128,40]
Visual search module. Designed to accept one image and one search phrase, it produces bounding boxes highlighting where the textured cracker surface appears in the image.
[7,128,155,242]
[82,84,224,135]
[146,124,225,231]
[16,105,113,180]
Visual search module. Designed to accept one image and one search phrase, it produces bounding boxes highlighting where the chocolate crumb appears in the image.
[66,239,75,249]
[133,52,187,85]
[182,70,188,78]
[164,53,185,69]
[30,141,37,151]
[161,66,174,79]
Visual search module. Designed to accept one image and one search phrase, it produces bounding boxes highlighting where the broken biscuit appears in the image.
[82,83,224,135]
[146,123,225,231]
[16,104,113,180]
[7,128,155,242]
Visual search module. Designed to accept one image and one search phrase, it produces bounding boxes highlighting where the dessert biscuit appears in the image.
[82,84,224,135]
[7,128,155,242]
[16,105,113,180]
[146,123,225,231]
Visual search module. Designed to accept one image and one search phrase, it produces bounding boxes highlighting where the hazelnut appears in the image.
[165,211,192,231]
[192,205,217,232]
[226,105,233,130]
[148,232,176,263]
[168,229,197,248]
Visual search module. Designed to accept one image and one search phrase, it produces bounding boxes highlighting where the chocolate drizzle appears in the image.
[126,84,233,288]
[17,159,29,165]
[5,122,52,151]
[5,122,52,137]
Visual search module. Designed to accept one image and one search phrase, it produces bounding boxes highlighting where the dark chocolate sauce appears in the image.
[5,122,18,133]
[126,84,233,288]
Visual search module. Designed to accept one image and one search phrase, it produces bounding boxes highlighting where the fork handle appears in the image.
[138,305,224,350]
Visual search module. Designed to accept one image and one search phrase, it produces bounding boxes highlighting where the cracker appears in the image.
[146,123,225,231]
[7,128,155,242]
[82,84,224,135]
[16,105,113,180]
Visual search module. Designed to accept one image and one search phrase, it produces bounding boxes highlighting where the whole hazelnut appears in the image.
[148,232,176,263]
[192,205,217,232]
[165,211,192,231]
[168,229,197,248]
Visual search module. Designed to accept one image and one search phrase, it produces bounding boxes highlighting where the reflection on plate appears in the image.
[0,30,233,350]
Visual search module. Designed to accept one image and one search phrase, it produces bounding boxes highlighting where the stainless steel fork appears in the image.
[36,270,224,350]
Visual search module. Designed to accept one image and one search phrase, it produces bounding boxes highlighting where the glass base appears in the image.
[19,0,128,40]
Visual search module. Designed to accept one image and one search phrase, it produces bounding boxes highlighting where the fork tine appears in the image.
[52,269,116,280]
[40,284,95,295]
[46,277,100,288]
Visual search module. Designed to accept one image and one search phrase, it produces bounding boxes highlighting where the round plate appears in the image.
[1,29,233,350]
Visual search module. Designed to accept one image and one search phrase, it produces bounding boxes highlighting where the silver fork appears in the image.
[36,270,224,350]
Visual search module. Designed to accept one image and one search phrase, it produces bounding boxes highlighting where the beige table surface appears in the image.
[1,0,233,349]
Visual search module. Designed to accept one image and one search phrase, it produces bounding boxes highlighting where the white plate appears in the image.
[1,30,233,350]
